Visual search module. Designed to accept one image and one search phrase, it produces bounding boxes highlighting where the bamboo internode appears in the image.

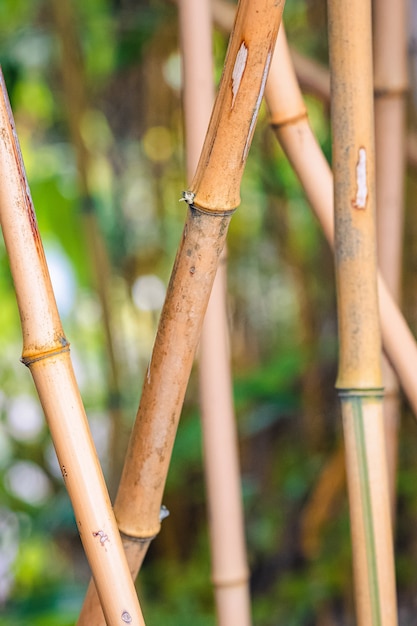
[0,72,146,626]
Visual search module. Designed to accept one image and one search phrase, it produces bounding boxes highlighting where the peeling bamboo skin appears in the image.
[190,0,284,211]
[0,73,146,626]
[341,396,398,626]
[327,0,382,390]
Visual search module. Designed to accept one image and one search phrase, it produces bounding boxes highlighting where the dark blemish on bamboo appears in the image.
[189,266,196,275]
[93,530,109,545]
[121,611,132,623]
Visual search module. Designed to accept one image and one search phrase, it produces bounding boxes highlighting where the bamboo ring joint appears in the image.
[21,340,70,368]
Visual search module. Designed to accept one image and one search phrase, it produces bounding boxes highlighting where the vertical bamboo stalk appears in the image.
[373,0,407,515]
[50,0,125,493]
[179,1,251,624]
[0,72,145,626]
[265,25,417,426]
[77,1,284,623]
[327,1,398,623]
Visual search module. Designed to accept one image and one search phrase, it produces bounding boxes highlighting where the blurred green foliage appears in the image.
[0,1,416,625]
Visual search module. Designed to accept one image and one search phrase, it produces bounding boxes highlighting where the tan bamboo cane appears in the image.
[327,1,397,623]
[0,72,145,626]
[77,1,284,623]
[179,0,251,624]
[263,26,417,425]
[373,0,407,516]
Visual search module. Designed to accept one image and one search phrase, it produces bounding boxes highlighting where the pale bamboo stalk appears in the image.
[374,0,407,515]
[0,72,145,626]
[264,27,417,424]
[179,1,251,624]
[77,2,284,623]
[327,1,397,623]
[50,0,125,493]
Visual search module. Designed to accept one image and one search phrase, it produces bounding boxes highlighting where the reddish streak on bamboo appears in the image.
[180,0,251,623]
[0,72,145,626]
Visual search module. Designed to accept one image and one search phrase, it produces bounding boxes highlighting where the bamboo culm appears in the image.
[327,1,397,623]
[0,72,146,626]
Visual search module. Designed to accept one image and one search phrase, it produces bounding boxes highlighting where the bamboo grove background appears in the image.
[1,0,417,624]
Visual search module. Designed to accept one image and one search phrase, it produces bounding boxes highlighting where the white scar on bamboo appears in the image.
[232,41,248,108]
[243,50,272,160]
[352,147,368,209]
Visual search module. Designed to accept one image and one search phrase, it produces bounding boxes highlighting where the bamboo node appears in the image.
[21,339,70,368]
[270,110,308,130]
[189,204,236,217]
[212,571,250,588]
[337,388,384,399]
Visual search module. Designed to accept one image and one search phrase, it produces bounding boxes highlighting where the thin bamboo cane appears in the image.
[179,1,251,624]
[327,1,397,623]
[374,0,407,516]
[50,0,126,494]
[264,27,417,424]
[0,72,145,626]
[77,1,284,623]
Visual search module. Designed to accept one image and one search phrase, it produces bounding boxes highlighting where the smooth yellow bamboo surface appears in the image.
[180,0,252,624]
[0,72,145,626]
[189,0,284,211]
[264,26,417,422]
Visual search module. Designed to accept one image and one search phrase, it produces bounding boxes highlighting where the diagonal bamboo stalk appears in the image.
[0,71,146,626]
[77,1,284,623]
[326,1,397,623]
[373,0,407,517]
[179,0,251,624]
[264,26,417,425]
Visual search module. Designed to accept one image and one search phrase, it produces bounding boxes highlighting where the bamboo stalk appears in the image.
[0,72,145,626]
[264,27,417,424]
[77,1,284,623]
[373,0,407,516]
[179,0,251,624]
[327,1,397,623]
